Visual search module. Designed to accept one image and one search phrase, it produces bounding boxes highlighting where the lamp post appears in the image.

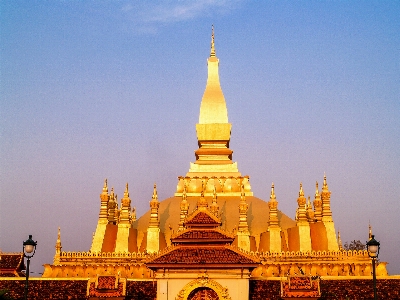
[23,235,37,300]
[366,234,380,300]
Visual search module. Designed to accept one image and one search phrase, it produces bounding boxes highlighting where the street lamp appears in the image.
[366,234,380,300]
[23,235,37,300]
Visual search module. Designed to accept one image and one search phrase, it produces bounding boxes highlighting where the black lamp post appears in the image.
[23,235,37,300]
[366,234,380,300]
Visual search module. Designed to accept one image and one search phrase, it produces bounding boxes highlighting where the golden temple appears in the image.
[32,27,395,300]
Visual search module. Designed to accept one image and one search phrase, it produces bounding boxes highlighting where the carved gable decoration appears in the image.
[185,211,221,227]
[280,276,321,299]
[146,245,259,268]
[87,275,126,299]
[172,229,234,243]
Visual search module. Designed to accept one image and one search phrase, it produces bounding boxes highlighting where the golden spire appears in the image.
[124,183,129,198]
[198,25,228,124]
[152,183,158,201]
[306,196,315,222]
[299,182,305,197]
[210,24,216,57]
[321,173,333,221]
[107,187,117,224]
[131,207,136,222]
[197,182,208,210]
[210,187,219,216]
[338,230,343,250]
[313,181,322,222]
[179,185,189,231]
[238,184,249,232]
[99,179,110,221]
[53,227,62,265]
[55,227,62,251]
[102,179,108,194]
[297,183,307,223]
[268,183,279,228]
[120,183,132,224]
[149,183,160,228]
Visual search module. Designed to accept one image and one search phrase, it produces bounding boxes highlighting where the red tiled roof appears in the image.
[172,230,234,242]
[147,246,259,268]
[185,211,220,226]
[0,253,24,277]
[0,253,24,270]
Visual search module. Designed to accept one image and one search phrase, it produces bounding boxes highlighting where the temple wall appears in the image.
[2,277,399,299]
[309,222,328,251]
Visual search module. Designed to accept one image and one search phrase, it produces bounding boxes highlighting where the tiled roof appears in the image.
[147,246,259,267]
[0,253,24,277]
[185,211,220,226]
[172,229,234,242]
[0,253,23,270]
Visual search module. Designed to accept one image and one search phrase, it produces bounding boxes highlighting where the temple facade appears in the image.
[2,28,398,300]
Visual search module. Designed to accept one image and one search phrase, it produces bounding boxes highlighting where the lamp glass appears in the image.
[25,244,35,253]
[368,245,378,254]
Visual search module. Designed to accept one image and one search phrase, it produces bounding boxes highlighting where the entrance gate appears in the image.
[188,287,219,300]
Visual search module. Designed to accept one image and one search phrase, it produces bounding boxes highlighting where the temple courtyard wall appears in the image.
[1,277,400,299]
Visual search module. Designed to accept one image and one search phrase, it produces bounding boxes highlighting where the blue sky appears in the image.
[1,1,399,275]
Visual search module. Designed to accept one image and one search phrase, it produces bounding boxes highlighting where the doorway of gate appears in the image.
[187,287,219,300]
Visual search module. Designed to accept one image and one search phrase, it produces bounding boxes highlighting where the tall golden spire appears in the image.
[107,187,117,224]
[306,196,315,222]
[179,185,189,231]
[149,183,160,228]
[321,173,333,221]
[147,183,161,253]
[99,179,110,221]
[238,185,249,232]
[53,227,62,265]
[338,230,343,250]
[313,181,322,222]
[210,186,219,216]
[296,183,307,223]
[120,183,131,224]
[198,25,228,124]
[268,183,279,228]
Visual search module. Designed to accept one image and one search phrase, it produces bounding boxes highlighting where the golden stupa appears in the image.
[41,27,389,300]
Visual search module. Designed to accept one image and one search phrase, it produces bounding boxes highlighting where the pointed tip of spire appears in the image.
[103,179,108,193]
[314,181,320,197]
[152,183,158,201]
[124,182,129,198]
[210,24,216,57]
[270,183,276,200]
[299,182,304,197]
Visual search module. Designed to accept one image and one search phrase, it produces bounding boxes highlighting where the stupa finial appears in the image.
[270,182,276,200]
[152,183,158,201]
[210,25,216,57]
[102,178,108,193]
[124,183,129,198]
[299,182,304,197]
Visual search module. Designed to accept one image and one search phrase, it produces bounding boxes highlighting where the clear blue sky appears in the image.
[1,1,399,275]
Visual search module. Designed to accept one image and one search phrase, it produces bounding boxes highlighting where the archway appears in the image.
[188,287,219,300]
[175,277,231,300]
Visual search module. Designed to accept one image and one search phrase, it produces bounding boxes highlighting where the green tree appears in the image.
[343,240,365,251]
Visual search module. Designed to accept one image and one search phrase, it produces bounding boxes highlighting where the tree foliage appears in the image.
[343,240,365,251]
